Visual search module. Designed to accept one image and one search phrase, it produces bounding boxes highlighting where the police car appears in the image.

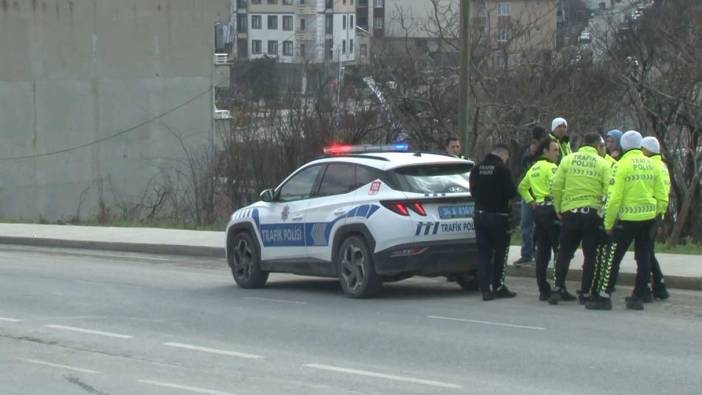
[225,144,478,298]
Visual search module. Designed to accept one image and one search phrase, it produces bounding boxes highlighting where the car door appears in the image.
[256,164,322,261]
[305,162,359,263]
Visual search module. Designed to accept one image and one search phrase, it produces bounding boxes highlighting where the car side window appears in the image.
[355,165,382,189]
[318,163,356,196]
[277,165,322,202]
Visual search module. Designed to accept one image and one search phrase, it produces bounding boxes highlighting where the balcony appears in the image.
[214,53,232,65]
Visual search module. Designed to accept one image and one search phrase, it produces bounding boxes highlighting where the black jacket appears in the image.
[469,153,518,214]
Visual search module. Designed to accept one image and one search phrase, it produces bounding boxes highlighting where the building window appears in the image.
[350,39,354,53]
[300,43,306,57]
[350,15,354,29]
[374,15,384,29]
[326,38,333,59]
[343,15,347,29]
[268,15,278,30]
[252,40,262,54]
[326,14,333,33]
[268,0,277,4]
[283,41,293,56]
[374,0,384,8]
[342,39,346,54]
[360,43,367,57]
[251,15,262,29]
[268,40,278,55]
[251,0,260,4]
[299,18,306,31]
[283,0,293,4]
[497,29,511,42]
[495,52,508,68]
[237,39,248,57]
[237,14,247,32]
[300,0,305,4]
[283,15,293,31]
[497,2,511,17]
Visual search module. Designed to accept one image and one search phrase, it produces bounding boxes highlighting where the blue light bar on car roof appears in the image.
[324,144,409,155]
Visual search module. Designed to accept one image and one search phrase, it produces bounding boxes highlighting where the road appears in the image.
[1,245,701,395]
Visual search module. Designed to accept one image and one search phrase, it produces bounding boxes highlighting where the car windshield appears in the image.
[393,163,473,194]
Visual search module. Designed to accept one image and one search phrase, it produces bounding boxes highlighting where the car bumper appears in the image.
[373,239,478,276]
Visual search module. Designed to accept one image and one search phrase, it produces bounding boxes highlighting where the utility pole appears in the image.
[458,0,472,155]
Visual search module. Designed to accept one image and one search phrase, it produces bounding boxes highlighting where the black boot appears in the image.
[625,296,644,310]
[585,294,612,310]
[494,286,517,298]
[548,287,576,305]
[482,291,494,301]
[653,283,670,300]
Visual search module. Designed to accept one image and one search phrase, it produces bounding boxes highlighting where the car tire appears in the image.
[455,272,479,291]
[228,232,268,289]
[337,235,382,298]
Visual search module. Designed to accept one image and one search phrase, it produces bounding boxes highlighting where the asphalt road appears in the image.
[1,245,701,395]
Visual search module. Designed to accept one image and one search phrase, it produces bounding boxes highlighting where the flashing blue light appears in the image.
[393,144,409,152]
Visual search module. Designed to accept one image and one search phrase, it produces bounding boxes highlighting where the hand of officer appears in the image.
[606,228,614,236]
[530,202,537,209]
[556,213,562,221]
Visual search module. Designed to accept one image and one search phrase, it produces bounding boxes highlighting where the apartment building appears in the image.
[232,0,356,64]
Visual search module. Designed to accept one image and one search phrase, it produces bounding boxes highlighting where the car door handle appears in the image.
[333,209,346,215]
[291,214,304,221]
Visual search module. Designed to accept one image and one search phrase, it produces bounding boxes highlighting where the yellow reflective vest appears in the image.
[550,133,572,162]
[603,149,668,230]
[605,154,618,166]
[650,154,671,216]
[518,158,557,204]
[551,146,611,214]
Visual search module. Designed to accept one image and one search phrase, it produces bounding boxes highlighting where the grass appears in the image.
[510,229,702,255]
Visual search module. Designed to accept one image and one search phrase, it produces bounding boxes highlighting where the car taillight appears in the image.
[381,201,426,216]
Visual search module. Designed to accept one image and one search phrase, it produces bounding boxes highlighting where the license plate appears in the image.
[438,204,474,219]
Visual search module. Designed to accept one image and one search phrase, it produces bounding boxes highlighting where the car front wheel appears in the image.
[337,235,382,298]
[229,232,268,289]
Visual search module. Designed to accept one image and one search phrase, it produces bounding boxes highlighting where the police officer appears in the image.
[445,136,465,159]
[586,131,668,310]
[550,117,572,162]
[641,136,670,300]
[605,129,623,164]
[549,133,611,305]
[469,144,518,301]
[517,138,561,300]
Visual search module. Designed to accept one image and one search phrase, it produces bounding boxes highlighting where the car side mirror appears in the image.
[260,189,275,202]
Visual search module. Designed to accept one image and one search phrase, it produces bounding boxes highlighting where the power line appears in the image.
[0,81,222,161]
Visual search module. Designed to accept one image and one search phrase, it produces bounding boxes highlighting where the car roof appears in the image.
[307,152,475,171]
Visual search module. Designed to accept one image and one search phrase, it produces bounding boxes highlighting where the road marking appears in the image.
[0,317,22,323]
[45,325,133,339]
[23,359,101,374]
[304,364,462,389]
[244,296,307,305]
[138,379,237,395]
[428,315,546,331]
[163,342,264,359]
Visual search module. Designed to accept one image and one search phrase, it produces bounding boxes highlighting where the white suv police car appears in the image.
[225,144,478,298]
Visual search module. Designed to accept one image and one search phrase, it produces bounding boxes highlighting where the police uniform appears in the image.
[518,156,559,299]
[588,132,668,310]
[469,153,518,300]
[648,153,671,298]
[550,144,611,304]
[550,133,572,163]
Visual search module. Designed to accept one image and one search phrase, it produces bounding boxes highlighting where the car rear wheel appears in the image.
[455,272,479,291]
[337,235,382,298]
[229,232,268,289]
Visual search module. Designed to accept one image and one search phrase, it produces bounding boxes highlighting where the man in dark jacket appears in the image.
[469,144,519,301]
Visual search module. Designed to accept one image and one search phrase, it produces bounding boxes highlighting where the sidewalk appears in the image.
[0,223,700,291]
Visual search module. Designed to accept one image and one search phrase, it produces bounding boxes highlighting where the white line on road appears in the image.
[23,359,101,374]
[0,317,22,323]
[138,379,237,395]
[45,324,134,339]
[163,342,264,359]
[244,296,308,305]
[428,315,546,331]
[304,364,463,389]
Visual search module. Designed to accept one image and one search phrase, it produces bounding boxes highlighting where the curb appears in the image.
[507,264,702,292]
[1,237,700,291]
[0,237,225,259]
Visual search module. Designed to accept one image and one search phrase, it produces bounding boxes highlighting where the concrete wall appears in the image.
[0,0,228,221]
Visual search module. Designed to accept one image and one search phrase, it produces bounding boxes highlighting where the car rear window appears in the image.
[393,163,473,194]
